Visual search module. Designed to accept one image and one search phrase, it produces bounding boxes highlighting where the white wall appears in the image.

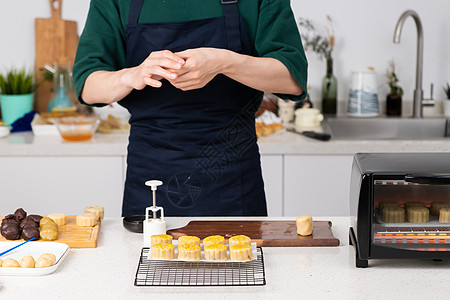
[292,0,450,115]
[1,0,449,114]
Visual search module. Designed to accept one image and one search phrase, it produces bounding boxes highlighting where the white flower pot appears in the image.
[444,100,450,118]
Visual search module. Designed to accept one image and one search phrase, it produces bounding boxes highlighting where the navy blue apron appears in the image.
[120,0,267,217]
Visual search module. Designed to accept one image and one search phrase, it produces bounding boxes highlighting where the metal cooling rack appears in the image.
[134,247,266,286]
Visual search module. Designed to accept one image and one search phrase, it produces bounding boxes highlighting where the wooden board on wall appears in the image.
[34,0,79,112]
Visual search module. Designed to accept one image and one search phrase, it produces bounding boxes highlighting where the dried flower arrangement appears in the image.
[385,60,403,96]
[298,16,335,63]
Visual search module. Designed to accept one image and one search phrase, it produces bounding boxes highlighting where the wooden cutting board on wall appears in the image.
[34,0,79,112]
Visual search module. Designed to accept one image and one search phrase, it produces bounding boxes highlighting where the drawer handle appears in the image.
[404,173,450,185]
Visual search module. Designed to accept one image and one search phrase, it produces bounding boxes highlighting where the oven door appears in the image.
[372,173,450,254]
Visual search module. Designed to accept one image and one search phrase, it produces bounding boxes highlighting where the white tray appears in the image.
[0,241,69,276]
[147,241,257,263]
[31,114,59,136]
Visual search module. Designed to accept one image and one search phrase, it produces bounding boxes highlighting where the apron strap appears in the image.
[128,0,144,25]
[221,0,241,52]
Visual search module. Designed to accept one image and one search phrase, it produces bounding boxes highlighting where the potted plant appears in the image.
[443,82,450,117]
[0,67,35,125]
[385,60,403,116]
[298,16,337,115]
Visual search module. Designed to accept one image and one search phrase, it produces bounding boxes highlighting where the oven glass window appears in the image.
[373,179,450,251]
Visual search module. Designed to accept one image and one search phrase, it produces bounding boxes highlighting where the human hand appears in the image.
[169,48,226,91]
[127,50,185,89]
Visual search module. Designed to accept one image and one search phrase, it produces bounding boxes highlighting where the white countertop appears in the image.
[0,128,449,157]
[1,217,450,299]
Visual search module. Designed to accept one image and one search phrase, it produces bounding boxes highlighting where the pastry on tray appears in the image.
[178,235,200,246]
[379,201,400,211]
[431,202,450,216]
[204,244,227,261]
[230,244,254,262]
[19,256,36,268]
[382,207,405,223]
[1,258,20,267]
[404,201,426,209]
[407,206,429,223]
[228,235,251,247]
[150,234,173,246]
[47,213,67,226]
[151,243,175,260]
[202,235,225,247]
[76,213,97,227]
[84,205,105,221]
[439,207,450,223]
[177,243,201,261]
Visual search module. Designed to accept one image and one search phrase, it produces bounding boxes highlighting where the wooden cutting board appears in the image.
[167,220,340,247]
[0,216,100,248]
[34,0,79,112]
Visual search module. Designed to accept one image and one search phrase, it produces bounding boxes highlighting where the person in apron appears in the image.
[73,0,307,217]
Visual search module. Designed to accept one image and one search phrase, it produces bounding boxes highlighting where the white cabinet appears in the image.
[260,155,283,216]
[0,156,124,217]
[0,154,353,218]
[283,155,353,217]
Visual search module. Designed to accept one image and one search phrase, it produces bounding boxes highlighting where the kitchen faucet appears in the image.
[393,10,433,118]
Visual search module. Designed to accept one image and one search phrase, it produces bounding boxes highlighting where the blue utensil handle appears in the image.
[0,237,36,258]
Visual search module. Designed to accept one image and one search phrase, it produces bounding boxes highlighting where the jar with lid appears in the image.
[347,69,379,117]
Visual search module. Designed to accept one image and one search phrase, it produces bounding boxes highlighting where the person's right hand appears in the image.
[127,50,185,89]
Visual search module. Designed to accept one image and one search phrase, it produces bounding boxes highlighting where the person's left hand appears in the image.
[169,48,226,91]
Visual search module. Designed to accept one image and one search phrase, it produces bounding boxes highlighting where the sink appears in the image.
[326,117,449,140]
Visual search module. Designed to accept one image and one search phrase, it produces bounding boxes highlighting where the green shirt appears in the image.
[73,0,308,106]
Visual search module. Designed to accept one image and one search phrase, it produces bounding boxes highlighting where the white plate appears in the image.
[0,241,69,276]
[147,241,257,263]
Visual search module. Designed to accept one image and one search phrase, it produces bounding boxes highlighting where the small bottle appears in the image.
[322,58,337,115]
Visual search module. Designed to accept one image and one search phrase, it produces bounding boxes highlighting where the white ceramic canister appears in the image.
[294,108,324,130]
[347,70,379,117]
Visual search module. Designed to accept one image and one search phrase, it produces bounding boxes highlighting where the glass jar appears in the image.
[48,63,76,113]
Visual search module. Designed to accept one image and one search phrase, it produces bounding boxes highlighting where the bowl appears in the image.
[123,215,145,233]
[54,116,100,142]
[0,125,10,138]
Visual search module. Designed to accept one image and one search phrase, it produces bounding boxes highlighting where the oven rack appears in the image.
[134,247,266,286]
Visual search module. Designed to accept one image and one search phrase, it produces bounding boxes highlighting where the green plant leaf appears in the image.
[443,82,450,99]
[0,67,34,95]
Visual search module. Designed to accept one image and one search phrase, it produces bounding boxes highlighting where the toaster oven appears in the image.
[349,153,450,268]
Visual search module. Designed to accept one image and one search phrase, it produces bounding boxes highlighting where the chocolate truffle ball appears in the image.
[1,223,21,240]
[28,214,43,224]
[14,208,27,221]
[21,226,40,241]
[20,218,39,230]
